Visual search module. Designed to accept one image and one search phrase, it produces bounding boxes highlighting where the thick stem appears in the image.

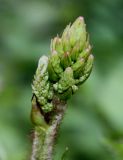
[31,98,67,160]
[31,127,45,160]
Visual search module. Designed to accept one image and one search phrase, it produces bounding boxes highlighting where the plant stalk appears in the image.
[31,97,66,160]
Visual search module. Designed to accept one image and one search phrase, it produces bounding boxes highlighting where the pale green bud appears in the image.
[72,85,78,93]
[32,56,54,113]
[75,54,94,85]
[50,36,63,54]
[84,54,94,74]
[38,56,48,75]
[70,42,82,61]
[48,59,59,82]
[53,67,75,93]
[75,75,87,85]
[78,45,91,60]
[61,24,71,52]
[60,52,72,69]
[51,51,63,75]
[61,17,86,54]
[69,16,86,48]
[83,33,90,50]
[48,51,63,82]
[32,56,49,103]
[72,58,85,78]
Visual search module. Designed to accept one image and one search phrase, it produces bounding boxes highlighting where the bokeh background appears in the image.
[0,0,123,160]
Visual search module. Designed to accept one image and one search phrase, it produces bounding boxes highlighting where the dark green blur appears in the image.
[0,0,123,160]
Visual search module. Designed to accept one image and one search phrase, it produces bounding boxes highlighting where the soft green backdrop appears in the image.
[0,0,123,160]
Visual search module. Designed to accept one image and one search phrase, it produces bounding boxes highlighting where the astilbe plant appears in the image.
[30,16,94,160]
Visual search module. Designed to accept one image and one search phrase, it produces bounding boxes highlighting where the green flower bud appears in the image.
[72,58,85,78]
[60,52,72,69]
[84,54,94,74]
[69,16,86,48]
[61,24,71,52]
[71,85,78,93]
[61,17,87,55]
[55,84,78,100]
[83,33,90,50]
[50,36,63,54]
[32,56,54,113]
[48,51,63,82]
[75,74,87,85]
[48,58,59,82]
[70,41,82,61]
[78,45,91,60]
[32,56,49,103]
[53,67,75,93]
[75,54,94,85]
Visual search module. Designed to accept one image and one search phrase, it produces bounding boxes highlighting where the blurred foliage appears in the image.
[0,0,123,160]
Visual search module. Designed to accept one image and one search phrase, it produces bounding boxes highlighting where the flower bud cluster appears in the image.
[48,17,94,100]
[32,17,94,113]
[32,56,53,113]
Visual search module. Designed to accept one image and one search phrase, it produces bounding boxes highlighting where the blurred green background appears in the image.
[0,0,123,160]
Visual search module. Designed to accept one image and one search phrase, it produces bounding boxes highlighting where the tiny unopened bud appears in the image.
[78,45,91,60]
[51,37,63,54]
[48,51,63,82]
[60,52,72,69]
[62,24,71,52]
[72,58,85,78]
[53,67,75,93]
[84,54,94,74]
[72,85,78,93]
[70,41,83,61]
[69,17,86,48]
[36,56,48,76]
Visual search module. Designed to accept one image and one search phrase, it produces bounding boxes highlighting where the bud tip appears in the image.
[79,16,84,21]
[52,50,58,55]
[89,54,94,60]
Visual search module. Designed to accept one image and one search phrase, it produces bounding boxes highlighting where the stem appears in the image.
[31,98,67,160]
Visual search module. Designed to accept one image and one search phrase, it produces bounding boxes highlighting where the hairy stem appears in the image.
[31,98,66,160]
